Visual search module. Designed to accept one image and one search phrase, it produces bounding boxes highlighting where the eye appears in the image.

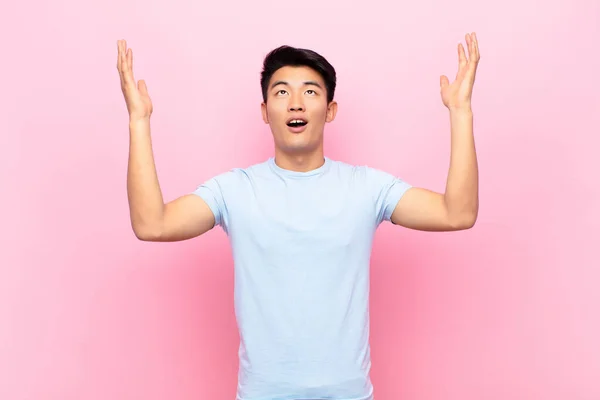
[306,89,316,95]
[276,89,288,95]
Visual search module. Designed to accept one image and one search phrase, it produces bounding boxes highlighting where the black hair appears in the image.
[260,45,337,103]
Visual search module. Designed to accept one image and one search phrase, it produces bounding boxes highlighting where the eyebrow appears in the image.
[270,80,323,90]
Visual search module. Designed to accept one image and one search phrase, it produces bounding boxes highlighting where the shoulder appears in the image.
[206,159,270,185]
[326,158,398,183]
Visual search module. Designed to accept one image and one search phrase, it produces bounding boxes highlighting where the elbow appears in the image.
[443,194,478,231]
[460,213,478,230]
[450,210,478,230]
[132,222,163,242]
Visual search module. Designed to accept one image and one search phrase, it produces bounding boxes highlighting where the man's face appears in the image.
[261,66,337,155]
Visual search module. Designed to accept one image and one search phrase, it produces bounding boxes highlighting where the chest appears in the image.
[225,179,376,254]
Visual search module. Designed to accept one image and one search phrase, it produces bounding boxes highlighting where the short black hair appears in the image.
[260,45,337,103]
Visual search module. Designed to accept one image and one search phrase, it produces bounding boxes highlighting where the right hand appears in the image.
[117,40,153,121]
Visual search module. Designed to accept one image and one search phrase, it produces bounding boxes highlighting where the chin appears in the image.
[284,138,320,153]
[277,142,316,155]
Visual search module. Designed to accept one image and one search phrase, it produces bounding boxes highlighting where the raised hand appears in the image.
[117,40,153,121]
[440,32,481,111]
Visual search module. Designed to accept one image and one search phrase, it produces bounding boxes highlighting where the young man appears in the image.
[117,34,480,400]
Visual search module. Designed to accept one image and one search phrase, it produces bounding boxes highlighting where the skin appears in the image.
[117,41,215,241]
[117,33,480,241]
[260,65,337,172]
[391,33,480,231]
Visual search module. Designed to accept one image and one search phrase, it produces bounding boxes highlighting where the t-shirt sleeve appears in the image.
[365,166,413,225]
[191,171,233,230]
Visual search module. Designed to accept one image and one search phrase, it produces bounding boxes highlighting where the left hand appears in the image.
[440,32,481,111]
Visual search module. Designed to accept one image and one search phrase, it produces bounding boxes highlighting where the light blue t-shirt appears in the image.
[193,157,412,400]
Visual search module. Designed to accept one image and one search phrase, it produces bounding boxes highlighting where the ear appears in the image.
[325,101,338,123]
[261,102,270,124]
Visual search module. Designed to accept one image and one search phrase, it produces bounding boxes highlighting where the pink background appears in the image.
[1,0,599,399]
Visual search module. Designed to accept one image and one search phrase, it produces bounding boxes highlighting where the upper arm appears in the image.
[152,194,216,242]
[364,166,412,225]
[390,187,474,231]
[141,171,234,242]
[365,166,474,232]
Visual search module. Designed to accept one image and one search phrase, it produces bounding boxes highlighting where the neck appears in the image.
[273,147,325,172]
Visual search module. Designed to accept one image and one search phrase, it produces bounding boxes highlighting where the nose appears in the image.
[288,93,305,112]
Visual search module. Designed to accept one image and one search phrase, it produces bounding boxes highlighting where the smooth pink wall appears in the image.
[2,0,599,399]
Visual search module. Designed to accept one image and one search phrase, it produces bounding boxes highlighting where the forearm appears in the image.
[443,108,479,227]
[127,118,165,237]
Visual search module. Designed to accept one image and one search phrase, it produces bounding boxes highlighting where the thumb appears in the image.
[138,79,149,96]
[440,75,449,89]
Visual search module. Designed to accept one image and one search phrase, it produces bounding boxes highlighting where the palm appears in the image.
[440,33,481,110]
[130,88,153,118]
[117,40,153,120]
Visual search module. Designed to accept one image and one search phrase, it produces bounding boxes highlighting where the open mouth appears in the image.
[286,119,308,128]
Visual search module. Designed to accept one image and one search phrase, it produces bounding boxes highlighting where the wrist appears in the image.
[129,117,150,128]
[129,115,150,124]
[129,117,151,134]
[448,106,473,116]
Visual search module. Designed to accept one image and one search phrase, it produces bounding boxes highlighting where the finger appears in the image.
[467,33,480,79]
[472,32,480,62]
[117,41,128,86]
[128,48,135,83]
[440,75,450,89]
[121,46,134,88]
[465,33,473,62]
[117,40,121,71]
[119,41,128,82]
[458,43,467,66]
[138,79,149,96]
[457,43,467,77]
